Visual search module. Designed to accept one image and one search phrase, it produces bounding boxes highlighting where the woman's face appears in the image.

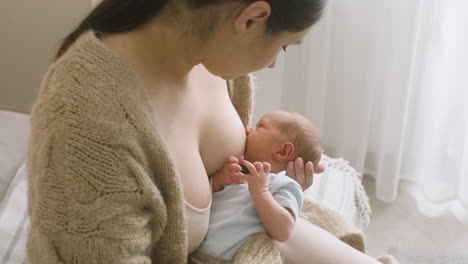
[199,4,313,79]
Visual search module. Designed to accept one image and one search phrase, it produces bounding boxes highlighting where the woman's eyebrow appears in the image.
[295,40,303,45]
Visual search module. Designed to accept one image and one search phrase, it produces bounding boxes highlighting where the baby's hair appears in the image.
[277,111,322,169]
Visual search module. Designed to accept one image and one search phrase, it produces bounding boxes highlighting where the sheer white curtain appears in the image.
[254,0,468,223]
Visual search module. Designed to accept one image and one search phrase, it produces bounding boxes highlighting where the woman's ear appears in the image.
[234,1,271,33]
[274,142,295,162]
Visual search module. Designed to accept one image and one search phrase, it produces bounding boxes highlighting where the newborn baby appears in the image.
[197,110,322,261]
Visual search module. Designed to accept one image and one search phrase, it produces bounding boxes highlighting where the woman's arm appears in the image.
[27,113,169,264]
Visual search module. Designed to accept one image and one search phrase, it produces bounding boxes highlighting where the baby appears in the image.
[196,110,322,261]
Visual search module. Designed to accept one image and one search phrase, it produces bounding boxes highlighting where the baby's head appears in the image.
[244,110,322,173]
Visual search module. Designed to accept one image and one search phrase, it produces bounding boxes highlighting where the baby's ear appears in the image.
[274,142,295,161]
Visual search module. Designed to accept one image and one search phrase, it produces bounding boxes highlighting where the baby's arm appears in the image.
[211,156,246,192]
[241,160,295,242]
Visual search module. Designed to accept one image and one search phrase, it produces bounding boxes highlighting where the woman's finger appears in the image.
[315,164,326,174]
[295,157,305,188]
[286,161,295,180]
[305,161,314,189]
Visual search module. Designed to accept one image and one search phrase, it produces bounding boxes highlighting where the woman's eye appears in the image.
[282,46,288,52]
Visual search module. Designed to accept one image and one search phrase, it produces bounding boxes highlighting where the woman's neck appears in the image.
[100,18,204,88]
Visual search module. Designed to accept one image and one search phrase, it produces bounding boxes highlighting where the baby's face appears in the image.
[244,111,291,162]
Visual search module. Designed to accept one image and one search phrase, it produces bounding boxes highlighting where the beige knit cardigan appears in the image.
[26,31,364,264]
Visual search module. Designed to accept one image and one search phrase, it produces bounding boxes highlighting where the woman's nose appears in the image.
[268,59,277,68]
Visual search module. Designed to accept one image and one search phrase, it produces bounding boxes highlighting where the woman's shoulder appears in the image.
[33,31,146,128]
[51,31,139,98]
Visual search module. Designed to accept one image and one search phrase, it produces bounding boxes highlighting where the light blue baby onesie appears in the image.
[198,171,303,261]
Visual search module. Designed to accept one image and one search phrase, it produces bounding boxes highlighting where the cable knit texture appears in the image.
[27,31,364,264]
[300,198,366,253]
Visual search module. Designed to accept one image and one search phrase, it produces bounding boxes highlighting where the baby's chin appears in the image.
[243,152,252,162]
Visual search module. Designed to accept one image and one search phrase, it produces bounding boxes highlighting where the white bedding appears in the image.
[0,110,30,201]
[0,110,371,264]
[0,163,28,264]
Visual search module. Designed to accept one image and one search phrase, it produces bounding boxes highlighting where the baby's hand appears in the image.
[212,156,245,192]
[241,160,271,198]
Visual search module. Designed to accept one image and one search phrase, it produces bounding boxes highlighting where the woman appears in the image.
[27,0,397,263]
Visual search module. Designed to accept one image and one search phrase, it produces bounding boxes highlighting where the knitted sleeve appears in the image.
[229,75,255,127]
[27,112,167,264]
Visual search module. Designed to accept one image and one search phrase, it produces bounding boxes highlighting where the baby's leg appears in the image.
[274,217,399,264]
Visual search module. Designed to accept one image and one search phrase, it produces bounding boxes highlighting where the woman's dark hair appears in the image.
[56,0,326,59]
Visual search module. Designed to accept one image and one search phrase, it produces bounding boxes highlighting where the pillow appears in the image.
[304,154,371,228]
[0,162,28,264]
[0,110,30,201]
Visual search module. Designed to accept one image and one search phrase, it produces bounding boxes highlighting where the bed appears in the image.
[0,109,371,264]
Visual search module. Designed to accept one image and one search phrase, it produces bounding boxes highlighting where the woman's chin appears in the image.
[220,74,238,80]
[201,64,239,80]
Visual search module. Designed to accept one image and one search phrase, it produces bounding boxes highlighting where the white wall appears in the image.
[0,0,90,113]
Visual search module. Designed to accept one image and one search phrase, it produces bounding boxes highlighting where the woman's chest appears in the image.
[155,98,246,177]
[149,66,246,207]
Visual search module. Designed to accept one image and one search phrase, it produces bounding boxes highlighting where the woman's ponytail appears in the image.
[56,0,169,59]
[56,0,326,59]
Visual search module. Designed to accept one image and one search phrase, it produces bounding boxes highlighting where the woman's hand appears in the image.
[286,157,325,191]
